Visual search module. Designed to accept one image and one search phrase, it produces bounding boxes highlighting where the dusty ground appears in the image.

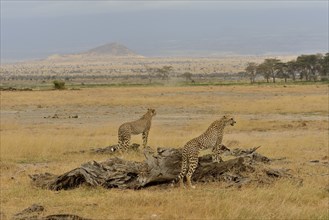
[0,84,328,219]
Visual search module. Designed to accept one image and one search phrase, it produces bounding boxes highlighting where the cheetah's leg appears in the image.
[177,150,188,188]
[118,134,131,151]
[212,144,223,163]
[142,131,149,148]
[122,135,131,151]
[186,155,198,189]
[118,137,124,151]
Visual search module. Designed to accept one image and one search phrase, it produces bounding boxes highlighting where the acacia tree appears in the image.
[286,60,298,81]
[156,66,173,81]
[256,59,281,83]
[320,53,329,80]
[296,54,322,81]
[181,72,193,82]
[245,62,258,84]
[275,62,288,83]
[264,58,281,83]
[144,65,157,84]
[246,52,327,83]
[256,63,271,83]
[146,67,156,83]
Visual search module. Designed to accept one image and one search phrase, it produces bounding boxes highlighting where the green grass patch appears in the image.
[1,79,328,91]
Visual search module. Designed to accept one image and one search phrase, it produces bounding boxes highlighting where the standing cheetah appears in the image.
[116,108,156,151]
[177,115,236,188]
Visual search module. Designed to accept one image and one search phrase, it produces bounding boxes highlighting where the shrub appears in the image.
[53,80,65,90]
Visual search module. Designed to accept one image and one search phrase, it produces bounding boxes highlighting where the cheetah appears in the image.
[116,108,156,151]
[177,115,236,188]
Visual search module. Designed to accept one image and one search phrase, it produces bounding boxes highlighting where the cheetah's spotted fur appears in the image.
[177,115,236,188]
[116,109,156,151]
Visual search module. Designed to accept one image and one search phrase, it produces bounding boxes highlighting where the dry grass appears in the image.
[0,84,328,219]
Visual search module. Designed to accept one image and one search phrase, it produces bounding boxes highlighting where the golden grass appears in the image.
[1,85,327,114]
[1,84,328,219]
[1,180,328,219]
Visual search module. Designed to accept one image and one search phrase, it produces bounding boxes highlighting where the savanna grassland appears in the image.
[0,84,328,219]
[0,55,298,87]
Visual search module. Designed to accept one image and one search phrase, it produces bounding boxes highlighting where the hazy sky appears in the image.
[1,1,328,61]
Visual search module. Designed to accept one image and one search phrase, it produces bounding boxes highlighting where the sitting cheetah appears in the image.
[116,108,156,151]
[177,115,236,188]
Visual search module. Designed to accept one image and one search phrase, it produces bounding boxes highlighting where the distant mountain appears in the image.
[83,42,139,56]
[46,42,143,61]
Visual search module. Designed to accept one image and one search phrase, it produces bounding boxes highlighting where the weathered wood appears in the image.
[226,146,271,163]
[30,145,294,190]
[13,204,90,220]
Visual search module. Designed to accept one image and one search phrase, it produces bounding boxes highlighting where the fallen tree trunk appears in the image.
[30,145,294,190]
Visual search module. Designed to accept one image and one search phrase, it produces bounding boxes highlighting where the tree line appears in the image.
[245,53,329,83]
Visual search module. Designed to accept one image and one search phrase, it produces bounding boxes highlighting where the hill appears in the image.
[46,42,143,62]
[83,42,139,56]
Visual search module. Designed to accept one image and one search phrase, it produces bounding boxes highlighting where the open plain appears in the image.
[0,84,328,219]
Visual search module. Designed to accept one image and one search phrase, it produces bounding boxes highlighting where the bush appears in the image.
[53,80,65,90]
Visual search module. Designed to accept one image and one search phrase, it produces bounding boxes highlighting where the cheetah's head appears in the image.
[147,108,157,117]
[222,115,236,126]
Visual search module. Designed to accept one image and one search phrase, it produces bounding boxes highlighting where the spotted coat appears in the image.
[177,115,236,188]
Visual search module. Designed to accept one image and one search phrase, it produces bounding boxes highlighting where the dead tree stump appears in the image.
[30,145,295,190]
